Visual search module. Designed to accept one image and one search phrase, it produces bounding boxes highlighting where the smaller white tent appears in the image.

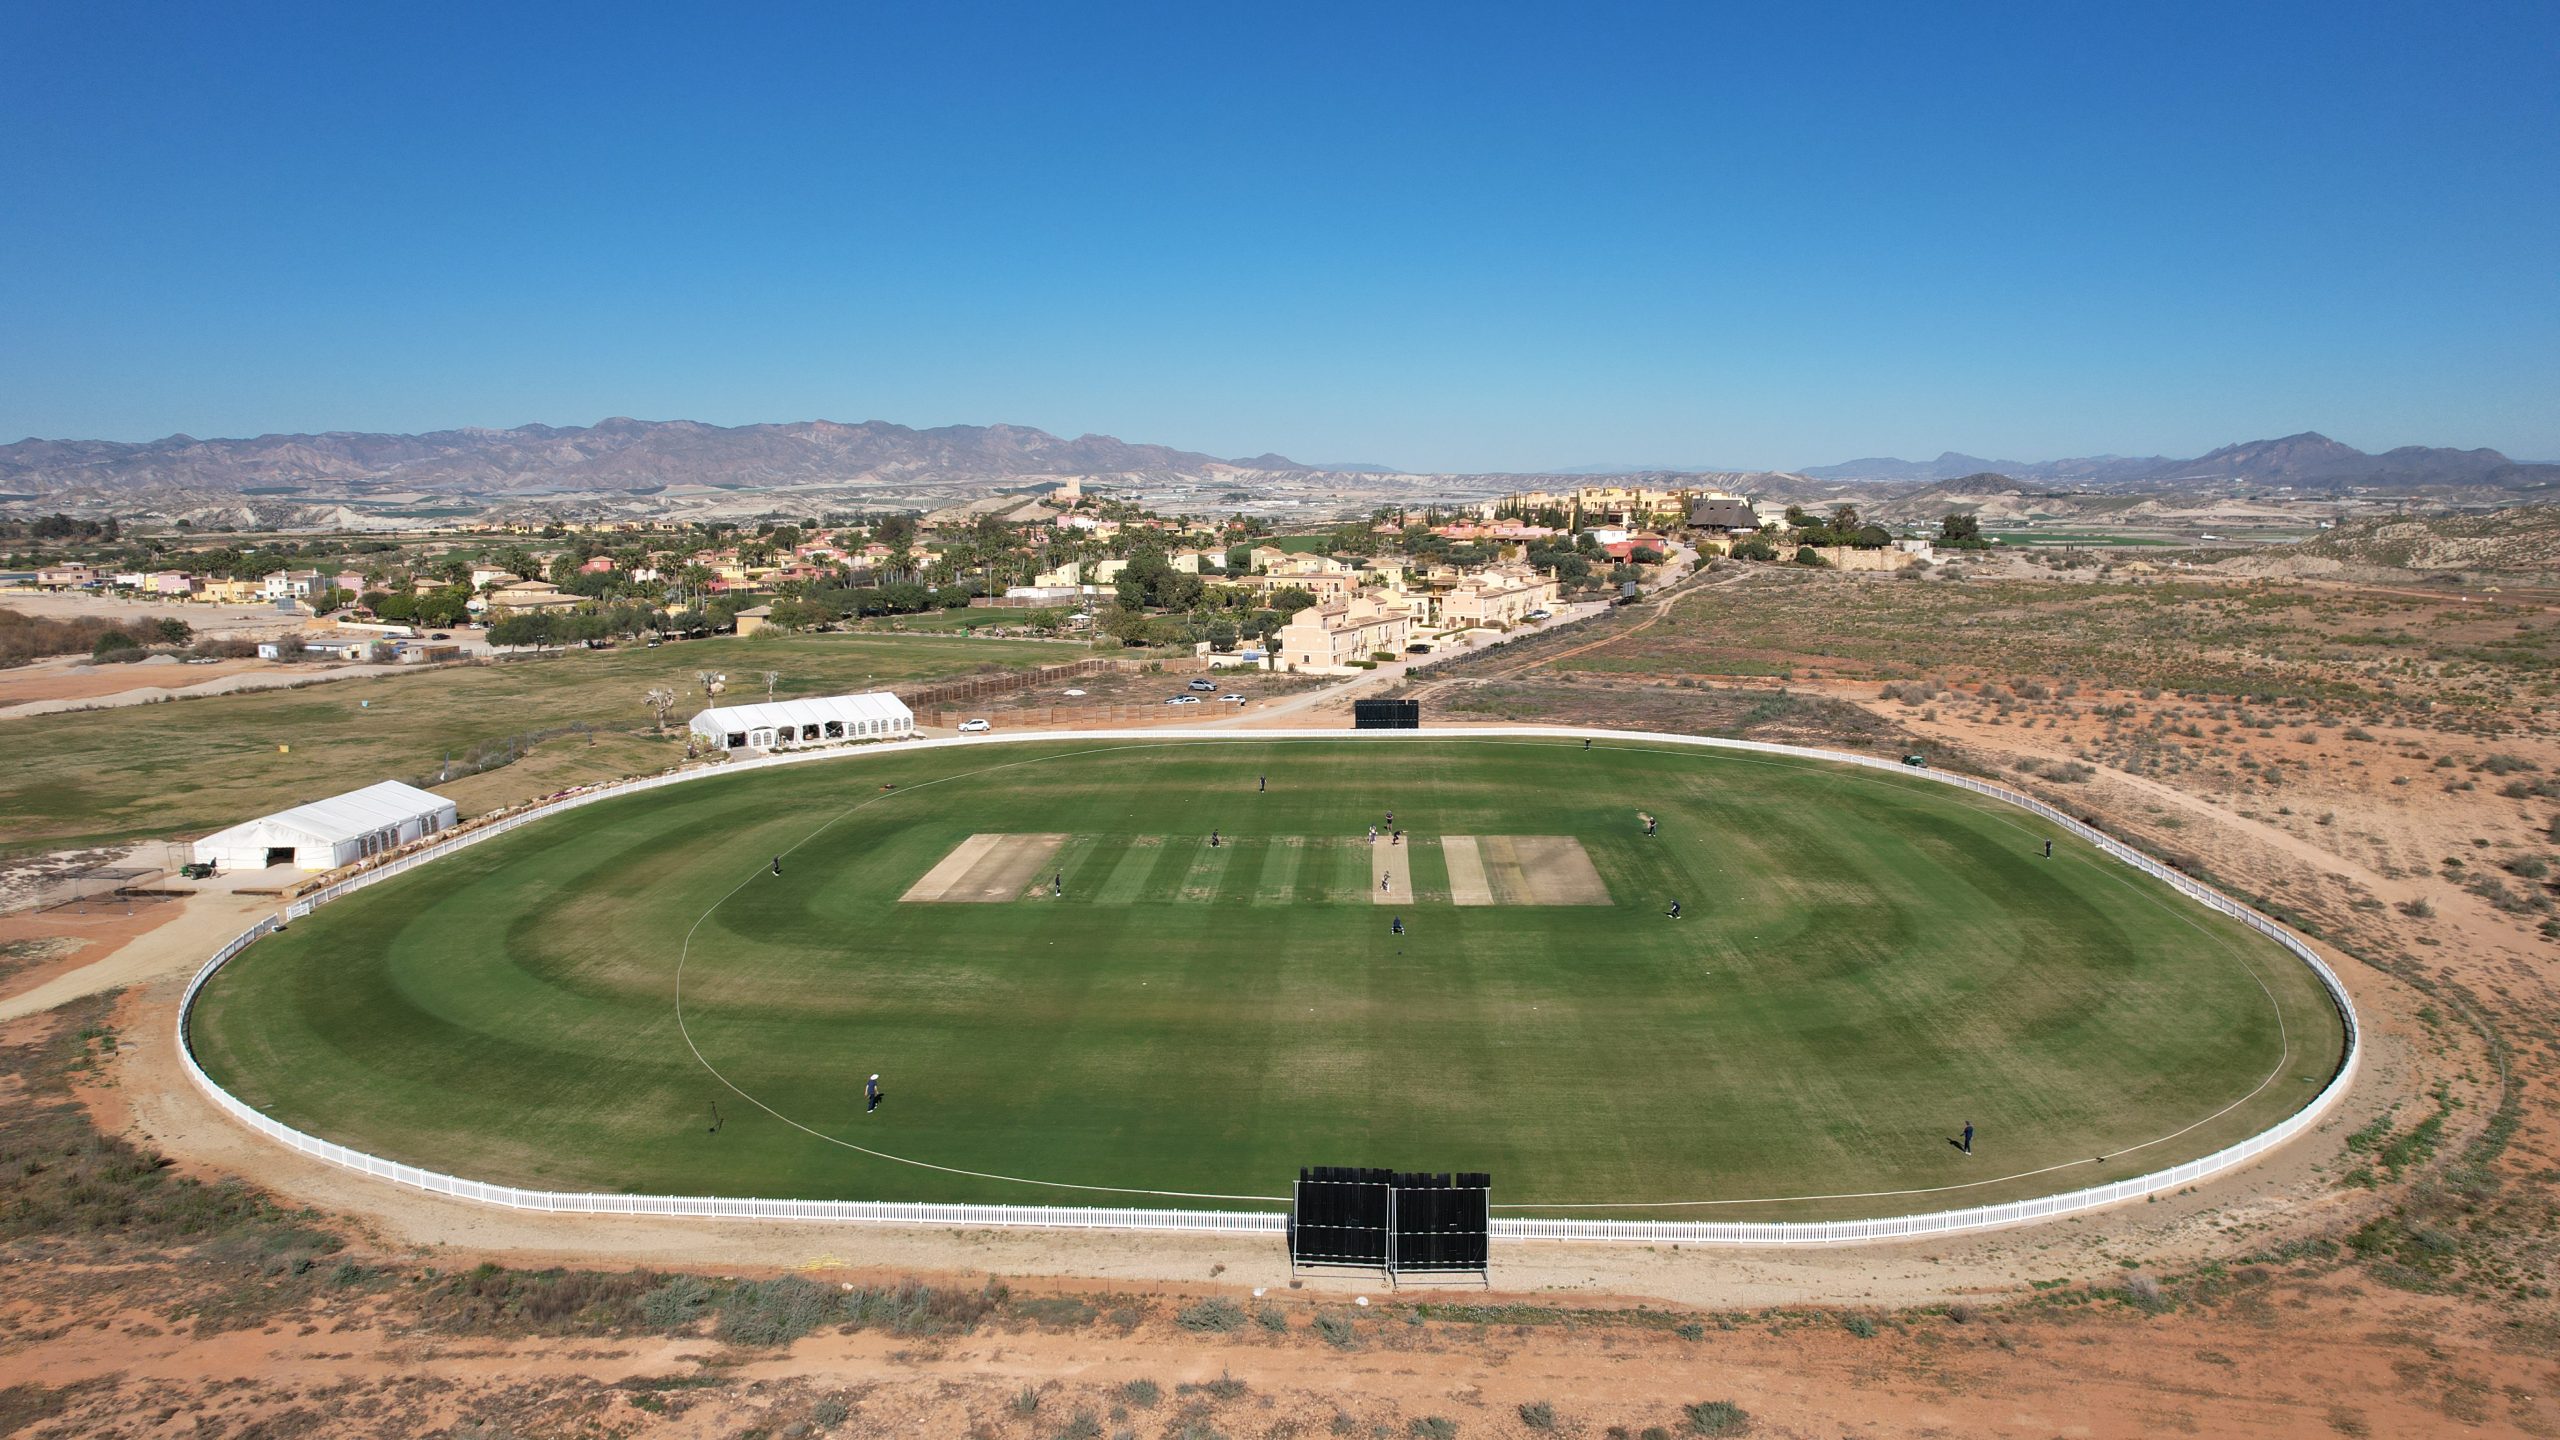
[192,780,460,873]
[690,691,914,754]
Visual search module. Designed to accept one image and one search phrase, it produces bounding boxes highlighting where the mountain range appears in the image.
[1,419,2551,527]
[0,417,1309,500]
[1799,432,2556,493]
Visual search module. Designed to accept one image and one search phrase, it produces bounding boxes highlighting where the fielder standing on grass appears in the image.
[771,855,782,877]
[866,1074,882,1114]
[1962,1120,1974,1155]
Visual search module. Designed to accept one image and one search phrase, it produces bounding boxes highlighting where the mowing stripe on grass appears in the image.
[1038,835,1106,900]
[1094,840,1162,904]
[1212,839,1269,905]
[1251,838,1304,906]
[1177,841,1237,901]
[1303,837,1367,904]
[1139,839,1199,900]
[1403,838,1450,904]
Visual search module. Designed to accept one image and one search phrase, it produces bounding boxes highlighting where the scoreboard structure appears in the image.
[1288,1167,1491,1284]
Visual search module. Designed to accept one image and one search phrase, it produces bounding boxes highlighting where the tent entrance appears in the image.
[265,847,296,868]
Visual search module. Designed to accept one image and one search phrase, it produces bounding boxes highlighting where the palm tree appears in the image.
[643,686,678,736]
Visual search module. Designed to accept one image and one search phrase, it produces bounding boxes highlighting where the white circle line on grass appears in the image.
[181,724,2360,1243]
[668,733,2308,1211]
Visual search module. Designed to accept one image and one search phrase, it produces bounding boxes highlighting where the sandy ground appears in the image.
[2,1264,2549,1440]
[0,655,417,719]
[0,652,267,704]
[0,889,272,1022]
[0,588,304,635]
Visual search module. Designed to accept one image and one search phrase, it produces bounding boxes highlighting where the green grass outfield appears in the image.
[191,737,2348,1219]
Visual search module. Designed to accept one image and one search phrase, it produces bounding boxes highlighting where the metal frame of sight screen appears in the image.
[1351,699,1421,730]
[1289,1167,1490,1281]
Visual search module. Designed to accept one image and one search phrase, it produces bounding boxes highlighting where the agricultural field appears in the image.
[190,736,2345,1218]
[0,632,1077,853]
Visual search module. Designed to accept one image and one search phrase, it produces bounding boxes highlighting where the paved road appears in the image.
[1198,544,1703,730]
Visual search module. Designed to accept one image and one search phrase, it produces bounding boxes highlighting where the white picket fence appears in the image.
[185,726,2360,1245]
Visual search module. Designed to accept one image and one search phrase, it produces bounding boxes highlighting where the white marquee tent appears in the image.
[690,691,915,754]
[192,780,461,873]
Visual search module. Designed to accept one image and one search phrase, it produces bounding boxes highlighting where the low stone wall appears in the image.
[1813,545,1920,572]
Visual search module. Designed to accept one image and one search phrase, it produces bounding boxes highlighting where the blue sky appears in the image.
[3,1,2554,471]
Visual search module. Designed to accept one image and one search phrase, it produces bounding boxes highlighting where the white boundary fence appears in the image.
[180,726,2359,1246]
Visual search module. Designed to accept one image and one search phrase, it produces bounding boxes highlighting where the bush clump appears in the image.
[715,1275,835,1346]
[1684,1400,1751,1436]
[841,1277,998,1335]
[640,1275,712,1330]
[1175,1298,1247,1333]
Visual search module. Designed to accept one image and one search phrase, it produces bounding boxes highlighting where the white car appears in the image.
[1165,694,1202,705]
[1062,688,1087,697]
[1219,693,1248,705]
[957,718,992,733]
[1527,608,1553,620]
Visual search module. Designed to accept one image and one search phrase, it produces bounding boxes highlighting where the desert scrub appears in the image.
[1176,1298,1246,1333]
[639,1274,712,1330]
[841,1277,999,1335]
[1684,1399,1751,1435]
[715,1275,835,1346]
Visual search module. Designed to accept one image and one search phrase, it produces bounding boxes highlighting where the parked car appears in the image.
[1062,688,1087,697]
[1219,693,1249,705]
[429,632,450,640]
[1526,609,1552,620]
[958,718,992,733]
[1405,642,1432,654]
[1165,694,1202,705]
[1186,678,1218,692]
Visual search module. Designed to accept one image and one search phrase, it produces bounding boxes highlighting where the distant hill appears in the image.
[2244,505,2560,577]
[1803,432,2557,495]
[0,417,1314,503]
